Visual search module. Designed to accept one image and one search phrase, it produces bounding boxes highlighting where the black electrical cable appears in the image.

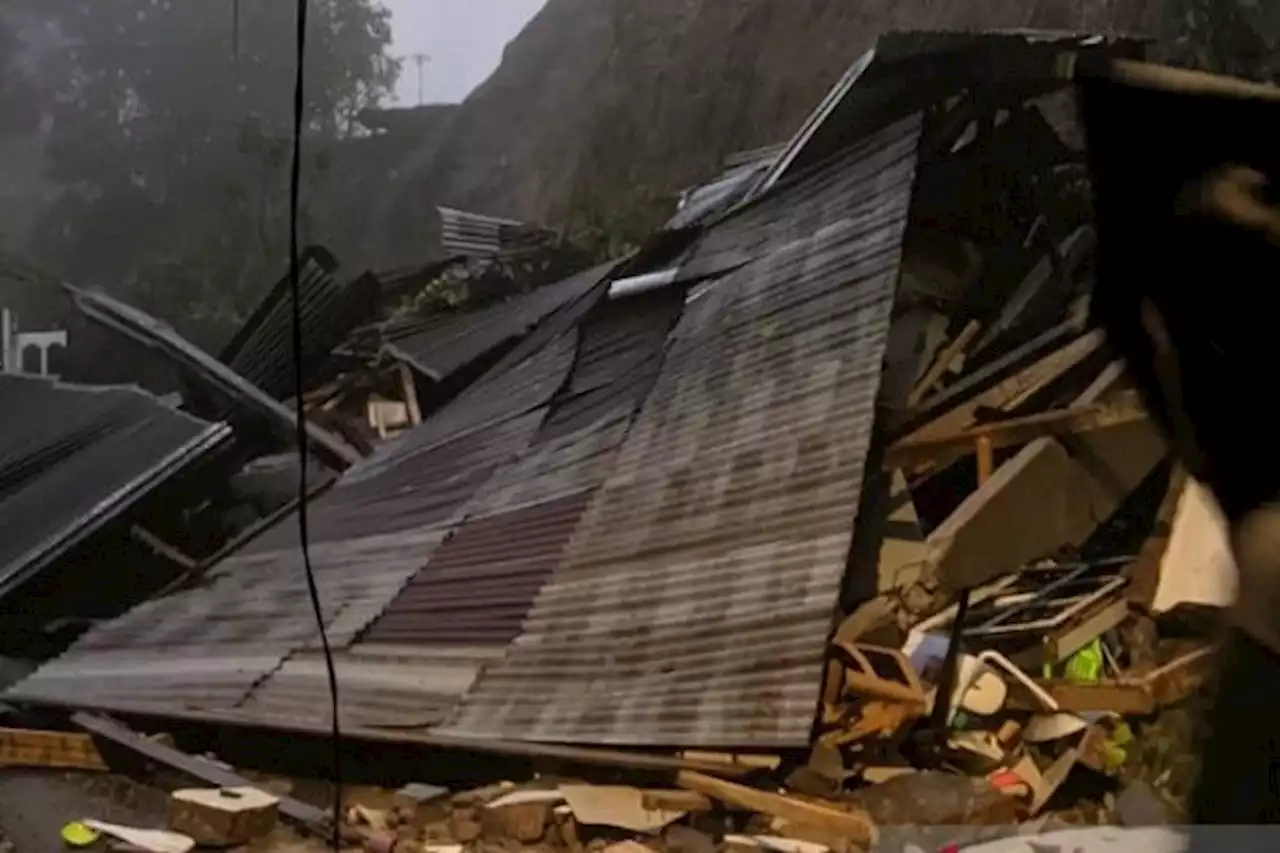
[287,0,343,848]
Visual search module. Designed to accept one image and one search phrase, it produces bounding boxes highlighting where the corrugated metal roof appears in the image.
[64,285,362,470]
[238,269,685,729]
[7,287,590,718]
[539,286,684,442]
[363,491,594,648]
[438,206,557,259]
[381,262,612,381]
[7,525,450,710]
[0,374,231,600]
[440,113,922,747]
[219,247,381,401]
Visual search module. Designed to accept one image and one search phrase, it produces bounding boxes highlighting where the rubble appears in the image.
[0,28,1243,853]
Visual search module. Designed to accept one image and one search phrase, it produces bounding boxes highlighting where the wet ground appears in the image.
[0,770,330,853]
[0,770,168,852]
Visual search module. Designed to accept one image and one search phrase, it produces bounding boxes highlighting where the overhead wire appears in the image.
[286,0,344,847]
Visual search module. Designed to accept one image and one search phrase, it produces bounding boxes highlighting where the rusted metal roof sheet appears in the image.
[240,269,684,729]
[363,491,594,648]
[441,114,922,747]
[0,374,231,601]
[7,301,586,718]
[219,247,381,401]
[540,286,684,442]
[6,525,450,710]
[680,121,919,283]
[438,206,556,258]
[238,645,506,730]
[382,262,611,381]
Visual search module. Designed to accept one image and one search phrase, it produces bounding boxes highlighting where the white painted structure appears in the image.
[1,307,67,377]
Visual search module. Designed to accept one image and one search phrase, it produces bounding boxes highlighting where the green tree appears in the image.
[26,0,398,348]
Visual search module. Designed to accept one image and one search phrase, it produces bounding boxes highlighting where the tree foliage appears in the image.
[22,0,398,347]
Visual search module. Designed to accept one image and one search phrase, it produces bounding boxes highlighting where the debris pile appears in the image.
[0,30,1242,853]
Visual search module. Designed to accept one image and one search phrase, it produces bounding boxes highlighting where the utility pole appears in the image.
[410,53,430,105]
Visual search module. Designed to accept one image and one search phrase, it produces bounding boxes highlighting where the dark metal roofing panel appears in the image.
[219,247,381,401]
[238,645,505,730]
[681,121,919,282]
[668,143,786,231]
[363,491,593,647]
[6,524,451,711]
[383,261,611,381]
[65,285,362,470]
[539,287,684,442]
[441,114,922,747]
[241,263,681,728]
[437,206,557,259]
[7,295,587,718]
[0,374,231,600]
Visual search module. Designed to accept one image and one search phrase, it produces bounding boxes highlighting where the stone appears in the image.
[481,800,552,843]
[449,807,483,843]
[168,786,278,848]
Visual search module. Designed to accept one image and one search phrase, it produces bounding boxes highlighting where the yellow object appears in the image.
[60,821,101,848]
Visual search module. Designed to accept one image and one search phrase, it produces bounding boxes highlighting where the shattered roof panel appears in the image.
[441,114,922,747]
[241,273,685,729]
[0,374,231,600]
[219,247,381,401]
[383,261,613,381]
[7,288,588,718]
[65,285,362,470]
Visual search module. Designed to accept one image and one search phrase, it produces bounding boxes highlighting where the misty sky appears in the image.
[385,0,547,106]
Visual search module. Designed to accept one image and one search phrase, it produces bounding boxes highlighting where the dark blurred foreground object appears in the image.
[1077,59,1280,825]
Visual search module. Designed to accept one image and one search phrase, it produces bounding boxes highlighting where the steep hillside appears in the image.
[387,0,1166,253]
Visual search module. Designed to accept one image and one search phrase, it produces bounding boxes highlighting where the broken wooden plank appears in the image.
[885,391,1148,470]
[923,362,1167,591]
[907,320,982,408]
[130,526,199,571]
[399,363,423,427]
[0,727,108,771]
[71,713,330,829]
[904,325,1101,441]
[640,791,713,813]
[674,772,876,847]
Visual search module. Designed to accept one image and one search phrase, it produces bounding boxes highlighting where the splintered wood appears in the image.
[675,771,877,847]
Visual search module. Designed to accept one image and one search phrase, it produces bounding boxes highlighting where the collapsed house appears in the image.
[0,30,1236,838]
[0,373,231,659]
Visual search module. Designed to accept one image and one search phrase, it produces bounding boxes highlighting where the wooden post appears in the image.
[976,435,994,485]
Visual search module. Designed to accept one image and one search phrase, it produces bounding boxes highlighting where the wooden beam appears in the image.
[675,771,875,846]
[907,320,981,408]
[399,363,423,426]
[975,435,994,485]
[904,328,1104,444]
[72,713,331,831]
[130,526,198,571]
[923,363,1167,590]
[885,391,1148,470]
